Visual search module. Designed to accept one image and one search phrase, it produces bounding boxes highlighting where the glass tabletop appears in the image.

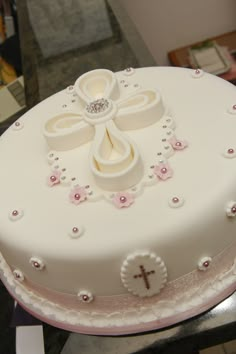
[17,0,155,107]
[0,0,155,134]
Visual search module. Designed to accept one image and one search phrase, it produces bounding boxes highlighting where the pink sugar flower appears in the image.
[169,136,188,150]
[154,163,173,180]
[69,186,87,205]
[113,192,134,208]
[47,170,61,187]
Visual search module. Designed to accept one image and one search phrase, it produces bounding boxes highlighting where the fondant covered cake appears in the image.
[0,67,235,335]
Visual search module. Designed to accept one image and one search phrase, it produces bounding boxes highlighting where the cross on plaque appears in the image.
[133,265,155,290]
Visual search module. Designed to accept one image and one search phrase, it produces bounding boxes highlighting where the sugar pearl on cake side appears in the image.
[77,291,93,303]
[225,201,236,217]
[30,257,45,270]
[198,257,212,271]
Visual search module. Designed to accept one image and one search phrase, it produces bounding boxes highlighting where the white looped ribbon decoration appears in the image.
[43,69,165,191]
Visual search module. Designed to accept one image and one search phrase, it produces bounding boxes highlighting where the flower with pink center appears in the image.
[225,201,236,217]
[169,136,188,150]
[113,192,134,208]
[69,185,87,205]
[153,163,173,181]
[77,290,93,303]
[47,170,61,187]
[198,257,212,271]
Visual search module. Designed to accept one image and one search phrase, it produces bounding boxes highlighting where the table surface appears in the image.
[1,1,236,353]
[168,30,236,86]
[168,30,236,68]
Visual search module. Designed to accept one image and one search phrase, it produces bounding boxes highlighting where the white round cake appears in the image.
[0,67,235,335]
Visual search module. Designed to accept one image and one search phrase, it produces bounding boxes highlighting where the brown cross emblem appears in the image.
[133,265,155,290]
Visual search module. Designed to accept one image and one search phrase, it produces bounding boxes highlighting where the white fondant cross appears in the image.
[44,69,164,191]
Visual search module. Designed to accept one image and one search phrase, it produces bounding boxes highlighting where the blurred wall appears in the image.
[119,0,236,65]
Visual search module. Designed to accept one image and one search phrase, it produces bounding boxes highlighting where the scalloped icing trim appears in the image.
[0,249,235,331]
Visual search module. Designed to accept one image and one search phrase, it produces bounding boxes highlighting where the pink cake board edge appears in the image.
[3,277,236,336]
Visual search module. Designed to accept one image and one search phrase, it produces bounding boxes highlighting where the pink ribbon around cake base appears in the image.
[2,278,236,336]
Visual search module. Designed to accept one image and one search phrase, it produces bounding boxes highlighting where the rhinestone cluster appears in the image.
[86,98,110,115]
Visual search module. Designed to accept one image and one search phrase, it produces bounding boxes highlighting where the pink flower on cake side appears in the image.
[47,170,61,187]
[169,136,188,150]
[225,201,236,217]
[69,186,87,205]
[198,257,212,271]
[77,290,93,303]
[113,192,134,208]
[153,163,173,181]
